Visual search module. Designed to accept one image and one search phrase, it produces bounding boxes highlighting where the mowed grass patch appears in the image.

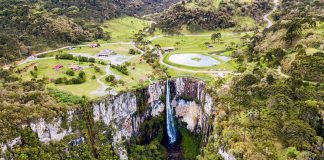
[106,56,154,92]
[151,33,243,53]
[18,58,106,98]
[102,16,150,42]
[70,43,135,56]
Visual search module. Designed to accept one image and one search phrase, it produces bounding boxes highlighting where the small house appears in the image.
[89,44,100,48]
[53,64,63,71]
[97,50,114,57]
[68,46,75,50]
[70,64,82,71]
[162,47,175,52]
[208,45,214,48]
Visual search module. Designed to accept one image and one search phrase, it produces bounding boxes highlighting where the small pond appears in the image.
[168,54,220,67]
[218,56,231,62]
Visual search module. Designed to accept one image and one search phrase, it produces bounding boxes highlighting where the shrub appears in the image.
[89,58,95,63]
[66,69,75,76]
[105,75,116,82]
[111,64,129,75]
[129,49,136,55]
[56,53,73,60]
[54,77,64,84]
[78,71,86,79]
[94,66,101,72]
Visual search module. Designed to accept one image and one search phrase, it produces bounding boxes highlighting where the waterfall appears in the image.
[166,80,177,144]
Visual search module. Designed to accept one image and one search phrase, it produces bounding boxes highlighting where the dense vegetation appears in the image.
[200,71,324,159]
[199,0,324,159]
[0,0,181,65]
[1,0,323,159]
[0,69,70,142]
[0,70,119,159]
[154,0,271,33]
[127,116,167,160]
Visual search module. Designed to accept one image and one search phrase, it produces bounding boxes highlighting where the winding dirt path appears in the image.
[263,0,279,28]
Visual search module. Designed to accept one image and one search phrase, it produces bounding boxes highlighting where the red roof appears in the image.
[53,64,63,70]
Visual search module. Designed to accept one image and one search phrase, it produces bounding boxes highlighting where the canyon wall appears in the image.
[93,77,215,159]
[1,77,216,160]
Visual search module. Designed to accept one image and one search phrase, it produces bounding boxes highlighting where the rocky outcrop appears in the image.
[1,77,216,160]
[93,77,216,159]
[1,110,78,159]
[30,110,75,143]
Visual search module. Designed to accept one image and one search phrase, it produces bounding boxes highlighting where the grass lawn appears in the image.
[70,43,135,56]
[102,16,150,42]
[17,58,106,98]
[151,33,245,53]
[163,52,238,71]
[105,56,154,92]
[166,67,216,83]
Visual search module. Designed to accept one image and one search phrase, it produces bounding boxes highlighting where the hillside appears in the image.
[0,1,323,160]
[154,0,272,33]
[0,0,181,65]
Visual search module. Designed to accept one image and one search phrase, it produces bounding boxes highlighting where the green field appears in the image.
[106,56,154,91]
[102,16,150,42]
[17,59,106,98]
[151,32,248,53]
[70,43,135,56]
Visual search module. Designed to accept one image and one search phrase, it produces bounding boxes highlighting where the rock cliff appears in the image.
[93,77,215,159]
[1,77,216,160]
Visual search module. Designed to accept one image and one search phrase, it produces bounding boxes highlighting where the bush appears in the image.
[129,49,136,55]
[89,58,95,63]
[54,77,64,84]
[78,71,86,79]
[70,77,84,84]
[94,66,101,72]
[111,64,129,75]
[105,75,116,82]
[56,54,73,60]
[66,69,75,76]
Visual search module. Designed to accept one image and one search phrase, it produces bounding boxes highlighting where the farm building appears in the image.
[97,50,114,57]
[162,47,175,52]
[89,44,100,48]
[70,64,83,71]
[53,64,63,71]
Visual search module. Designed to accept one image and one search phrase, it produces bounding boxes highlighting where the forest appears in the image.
[0,0,323,160]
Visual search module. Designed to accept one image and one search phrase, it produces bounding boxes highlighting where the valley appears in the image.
[0,0,323,160]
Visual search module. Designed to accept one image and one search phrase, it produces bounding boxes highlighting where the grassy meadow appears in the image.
[102,16,150,42]
[17,59,106,98]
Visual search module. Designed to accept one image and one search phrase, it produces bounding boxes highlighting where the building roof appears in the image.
[97,50,114,56]
[53,64,63,70]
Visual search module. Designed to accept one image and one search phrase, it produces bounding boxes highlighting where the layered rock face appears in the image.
[1,77,215,160]
[93,77,215,159]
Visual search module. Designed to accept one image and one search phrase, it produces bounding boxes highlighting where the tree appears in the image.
[129,49,136,55]
[79,71,86,79]
[66,69,75,76]
[105,75,116,82]
[266,74,275,84]
[211,33,221,42]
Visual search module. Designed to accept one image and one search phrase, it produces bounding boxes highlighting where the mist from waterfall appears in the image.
[166,80,177,144]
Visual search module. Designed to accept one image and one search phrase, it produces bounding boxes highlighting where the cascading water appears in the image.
[166,80,177,144]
